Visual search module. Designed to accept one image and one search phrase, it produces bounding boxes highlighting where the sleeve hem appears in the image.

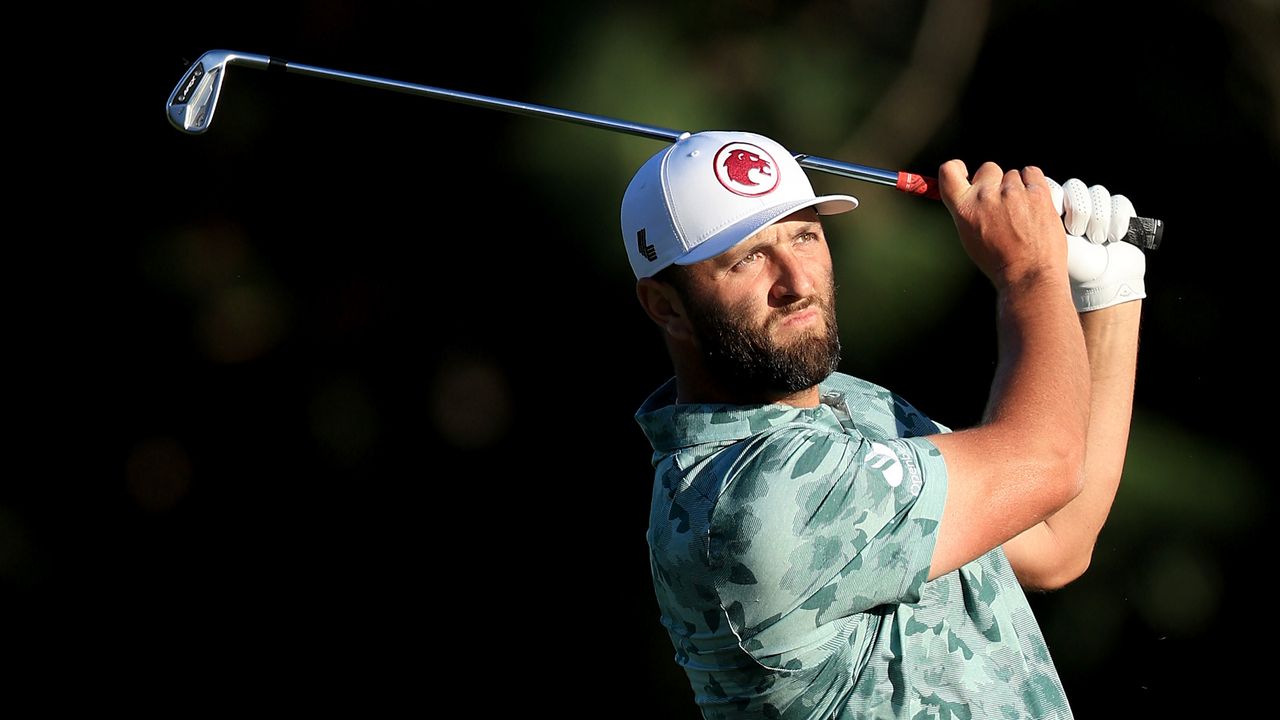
[894,434,950,600]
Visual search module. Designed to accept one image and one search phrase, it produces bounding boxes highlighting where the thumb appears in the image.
[937,159,971,212]
[1067,233,1106,282]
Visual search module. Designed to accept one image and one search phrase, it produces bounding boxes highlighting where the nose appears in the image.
[770,248,816,305]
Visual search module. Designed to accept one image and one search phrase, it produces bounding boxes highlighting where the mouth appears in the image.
[775,301,824,331]
[781,308,817,326]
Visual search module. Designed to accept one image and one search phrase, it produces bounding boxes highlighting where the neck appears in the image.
[667,339,826,408]
[674,375,821,408]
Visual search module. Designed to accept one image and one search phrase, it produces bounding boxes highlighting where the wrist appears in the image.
[1078,299,1143,326]
[1071,276,1146,313]
[998,265,1071,298]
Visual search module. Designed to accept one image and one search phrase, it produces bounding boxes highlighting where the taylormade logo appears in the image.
[865,442,903,488]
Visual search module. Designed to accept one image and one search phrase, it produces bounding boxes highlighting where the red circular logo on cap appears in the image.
[714,142,780,197]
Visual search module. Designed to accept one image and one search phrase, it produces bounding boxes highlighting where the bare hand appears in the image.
[937,160,1067,290]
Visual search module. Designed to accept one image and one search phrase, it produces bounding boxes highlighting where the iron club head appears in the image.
[166,50,271,134]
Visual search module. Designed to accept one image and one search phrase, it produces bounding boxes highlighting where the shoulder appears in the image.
[722,422,859,482]
[821,371,951,436]
[721,421,936,502]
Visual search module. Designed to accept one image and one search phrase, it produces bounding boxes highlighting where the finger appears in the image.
[1000,167,1026,192]
[936,156,972,190]
[971,161,1005,188]
[1019,166,1057,215]
[1062,178,1092,237]
[1044,177,1064,216]
[1021,165,1047,184]
[1109,194,1136,243]
[937,159,972,203]
[1087,185,1111,244]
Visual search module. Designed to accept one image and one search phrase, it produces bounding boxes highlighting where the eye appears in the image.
[797,231,819,244]
[732,251,763,270]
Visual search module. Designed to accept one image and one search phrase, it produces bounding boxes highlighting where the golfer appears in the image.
[626,130,1144,719]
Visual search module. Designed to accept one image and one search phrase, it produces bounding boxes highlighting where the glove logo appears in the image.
[715,142,779,197]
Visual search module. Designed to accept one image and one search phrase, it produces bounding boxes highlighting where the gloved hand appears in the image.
[1044,177,1146,312]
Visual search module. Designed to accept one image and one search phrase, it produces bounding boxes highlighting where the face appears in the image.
[679,208,841,396]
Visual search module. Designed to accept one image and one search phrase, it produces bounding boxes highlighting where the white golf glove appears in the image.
[1044,177,1146,312]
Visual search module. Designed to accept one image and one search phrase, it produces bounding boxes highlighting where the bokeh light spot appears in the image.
[199,284,286,363]
[126,436,193,513]
[309,376,380,465]
[429,353,511,449]
[1134,542,1221,636]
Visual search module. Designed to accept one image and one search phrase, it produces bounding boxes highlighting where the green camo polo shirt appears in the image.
[637,372,1072,719]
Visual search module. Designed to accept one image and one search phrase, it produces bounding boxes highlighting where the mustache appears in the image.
[772,294,831,324]
[778,297,815,316]
[775,277,838,320]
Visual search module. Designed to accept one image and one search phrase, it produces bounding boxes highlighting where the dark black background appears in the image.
[12,0,1274,713]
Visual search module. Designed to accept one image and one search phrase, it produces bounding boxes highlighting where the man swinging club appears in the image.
[627,130,1144,719]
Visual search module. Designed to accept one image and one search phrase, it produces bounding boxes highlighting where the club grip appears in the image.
[1124,216,1164,250]
[896,172,1163,250]
[895,172,940,200]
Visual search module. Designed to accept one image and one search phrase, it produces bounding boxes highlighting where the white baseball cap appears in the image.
[621,130,858,279]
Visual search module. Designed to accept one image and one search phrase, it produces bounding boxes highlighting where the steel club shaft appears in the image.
[166,50,1163,250]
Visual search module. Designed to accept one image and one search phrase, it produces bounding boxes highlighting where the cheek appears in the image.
[725,295,767,327]
[690,279,772,329]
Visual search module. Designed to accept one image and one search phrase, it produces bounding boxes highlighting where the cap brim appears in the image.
[675,194,858,266]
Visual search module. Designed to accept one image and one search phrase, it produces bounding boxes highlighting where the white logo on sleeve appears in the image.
[865,442,903,488]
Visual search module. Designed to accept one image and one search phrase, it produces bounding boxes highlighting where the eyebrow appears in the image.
[791,222,820,238]
[727,222,821,264]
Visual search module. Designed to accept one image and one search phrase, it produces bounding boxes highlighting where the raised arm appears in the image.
[1002,179,1147,590]
[923,160,1090,582]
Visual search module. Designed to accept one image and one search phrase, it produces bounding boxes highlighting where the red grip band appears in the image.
[896,172,940,200]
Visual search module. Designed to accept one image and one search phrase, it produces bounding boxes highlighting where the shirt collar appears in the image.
[634,376,847,452]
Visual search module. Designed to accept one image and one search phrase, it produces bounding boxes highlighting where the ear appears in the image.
[636,277,696,342]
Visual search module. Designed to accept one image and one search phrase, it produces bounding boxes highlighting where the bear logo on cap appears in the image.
[714,142,780,197]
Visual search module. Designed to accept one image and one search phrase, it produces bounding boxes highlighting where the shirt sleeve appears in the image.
[709,425,948,656]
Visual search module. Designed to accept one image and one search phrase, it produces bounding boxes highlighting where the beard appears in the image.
[685,282,842,397]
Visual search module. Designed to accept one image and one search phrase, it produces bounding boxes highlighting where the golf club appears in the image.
[166,49,1164,250]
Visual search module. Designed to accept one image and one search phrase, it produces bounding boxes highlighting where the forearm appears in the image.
[981,273,1092,479]
[927,273,1091,580]
[928,161,1099,581]
[1041,300,1142,569]
[1003,301,1141,588]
